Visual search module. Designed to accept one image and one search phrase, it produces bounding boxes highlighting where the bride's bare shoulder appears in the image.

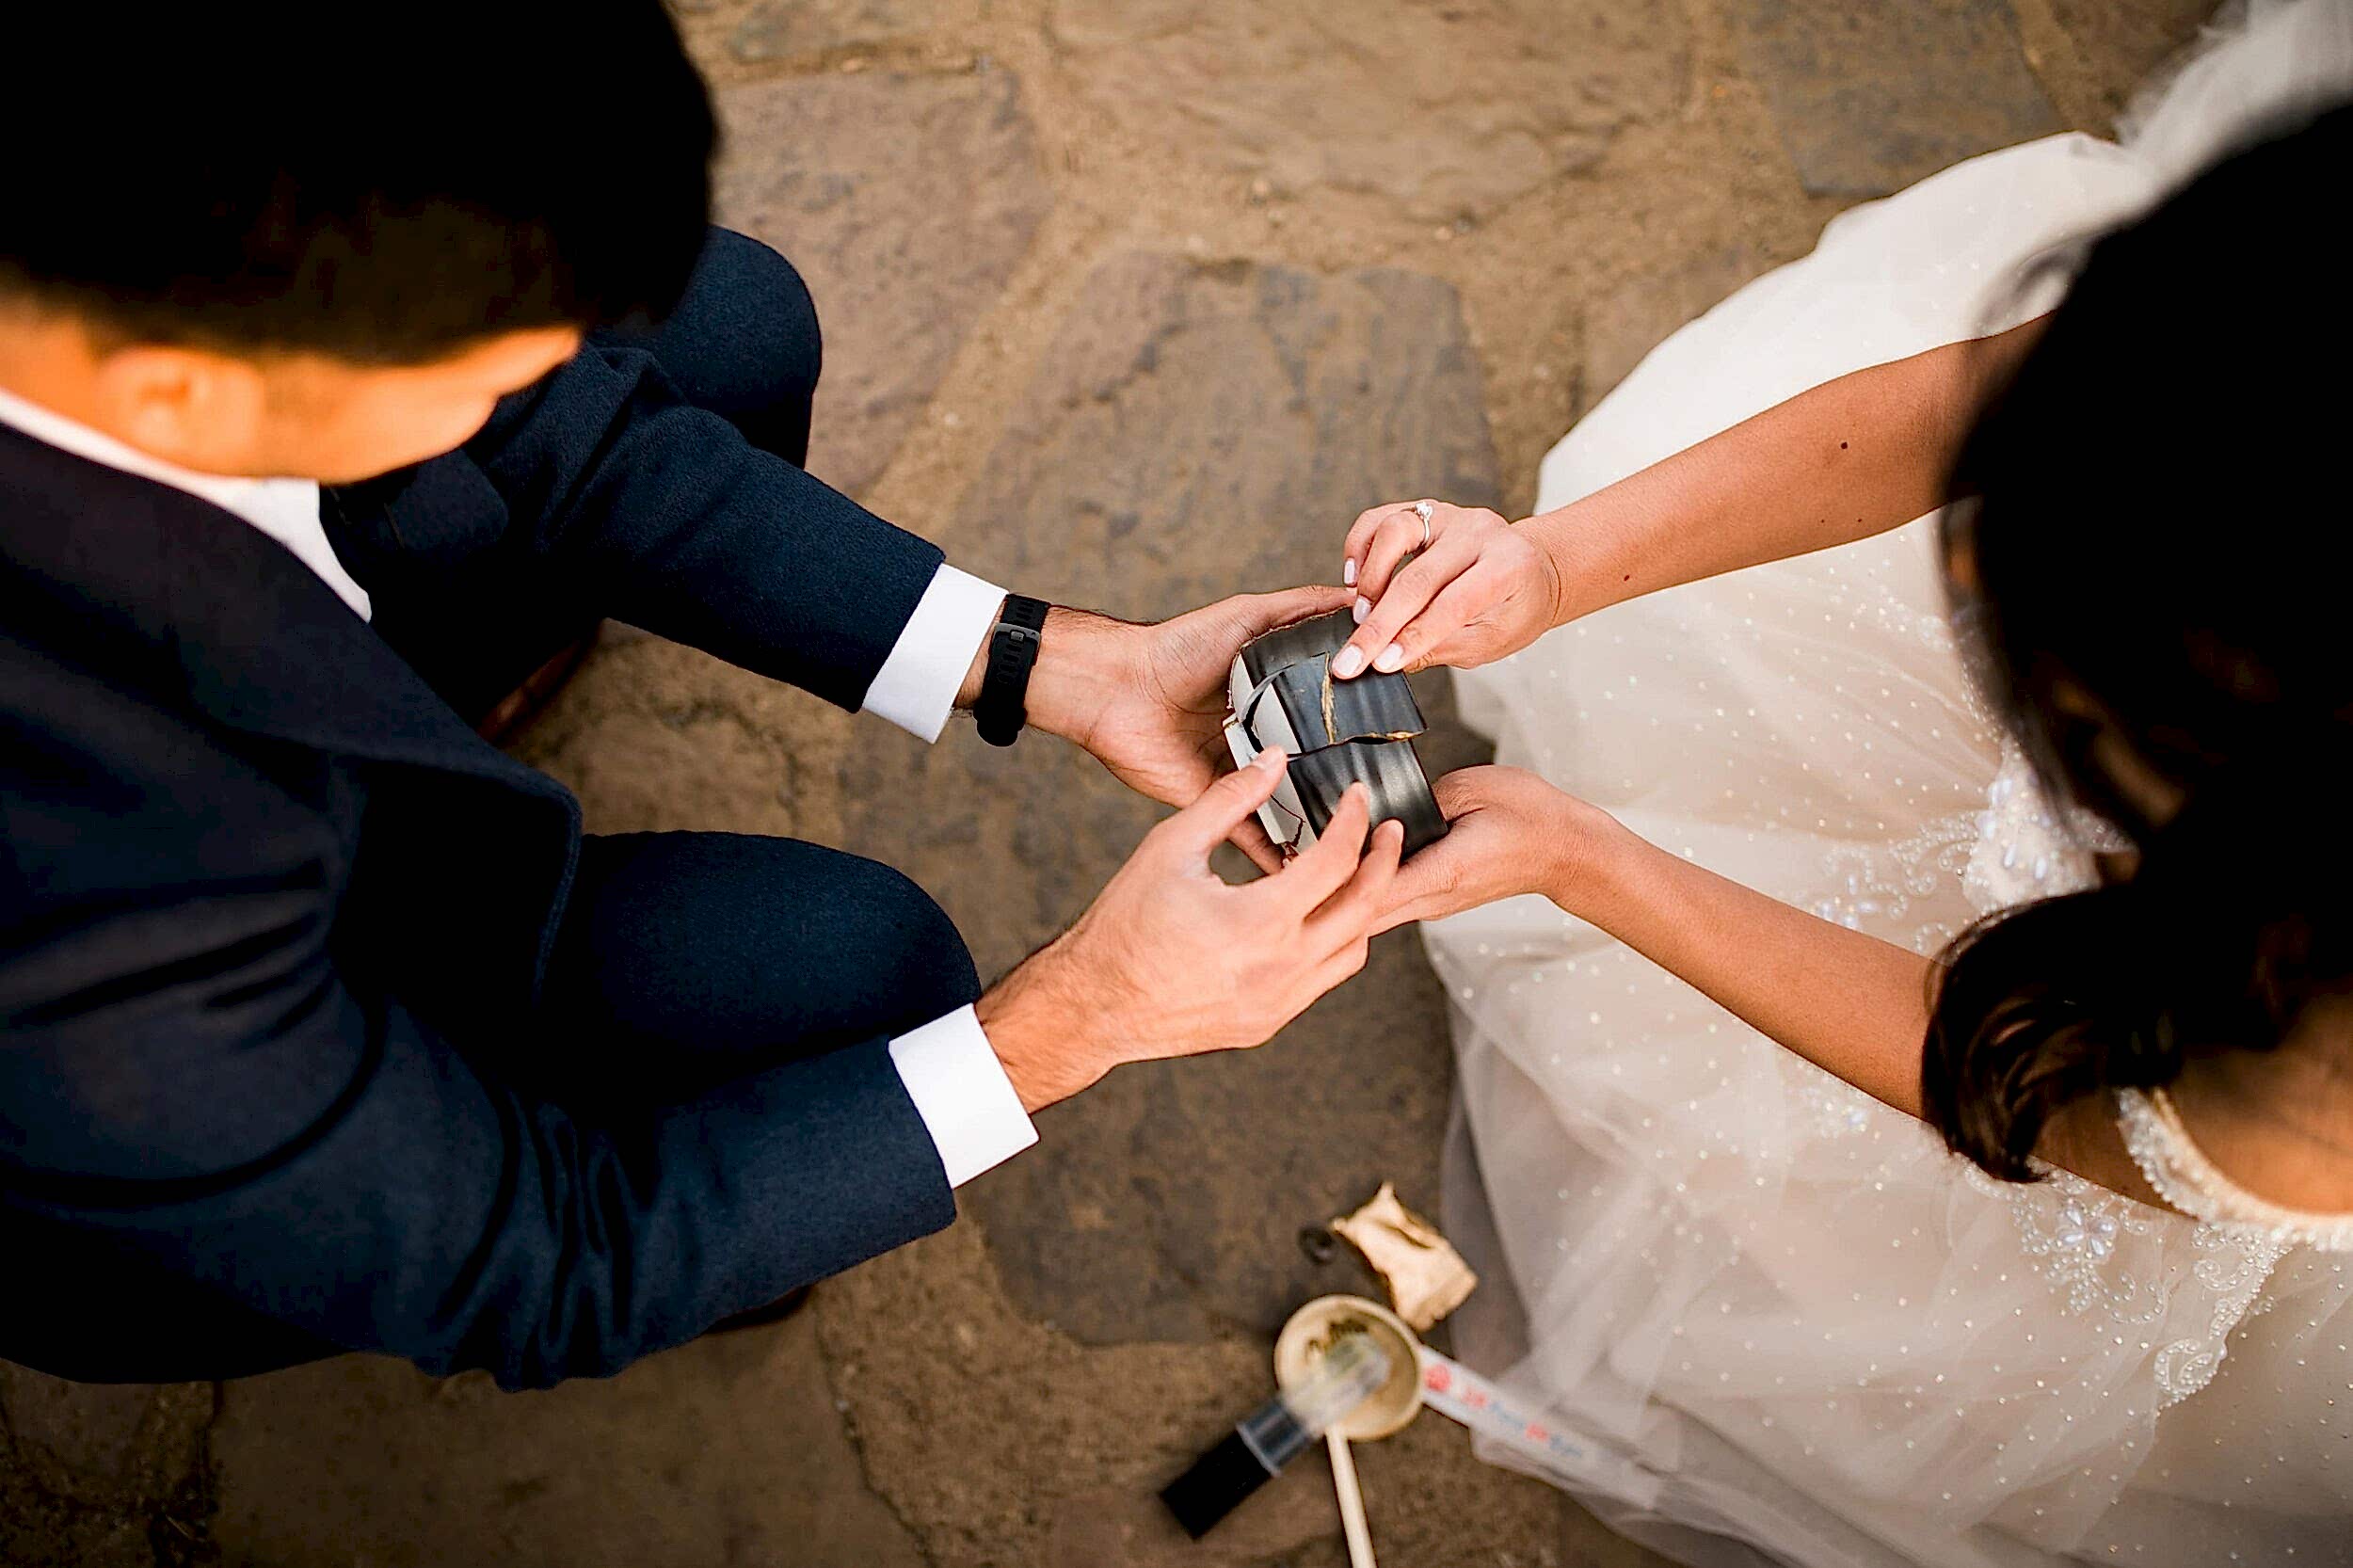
[2034,1053,2353,1224]
[2034,1097,2175,1211]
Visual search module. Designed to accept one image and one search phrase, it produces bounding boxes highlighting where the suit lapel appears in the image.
[0,423,565,802]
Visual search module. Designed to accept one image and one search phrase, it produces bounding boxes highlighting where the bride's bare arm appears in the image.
[1583,824,2164,1193]
[1333,316,2050,683]
[1381,767,1938,1114]
[1388,766,2166,1195]
[1572,810,1939,1116]
[1528,316,2047,620]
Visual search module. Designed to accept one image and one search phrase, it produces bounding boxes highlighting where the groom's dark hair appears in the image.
[1927,98,2353,1182]
[0,2,715,363]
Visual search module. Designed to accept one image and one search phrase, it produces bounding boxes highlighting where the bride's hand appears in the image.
[1334,500,1563,680]
[1373,766,1625,933]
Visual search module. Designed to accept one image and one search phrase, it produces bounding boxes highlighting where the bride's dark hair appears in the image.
[1925,100,2353,1181]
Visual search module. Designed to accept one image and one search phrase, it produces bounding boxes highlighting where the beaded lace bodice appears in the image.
[1960,746,2353,1256]
[2116,1086,2353,1254]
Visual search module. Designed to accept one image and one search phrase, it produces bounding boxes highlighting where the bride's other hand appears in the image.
[1386,768,1940,1118]
[1336,321,2057,686]
[1334,501,1563,680]
[1372,766,1623,933]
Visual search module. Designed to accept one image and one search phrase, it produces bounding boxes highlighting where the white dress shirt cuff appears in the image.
[888,1005,1038,1187]
[860,564,1007,743]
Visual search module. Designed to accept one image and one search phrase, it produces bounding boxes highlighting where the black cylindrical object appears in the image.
[1159,1332,1392,1539]
[1225,610,1449,857]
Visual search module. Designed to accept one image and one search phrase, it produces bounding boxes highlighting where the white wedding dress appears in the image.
[1431,4,2353,1563]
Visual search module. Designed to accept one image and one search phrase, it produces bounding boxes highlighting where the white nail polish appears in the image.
[1353,596,1371,624]
[1374,643,1405,673]
[1343,559,1357,586]
[1332,646,1365,679]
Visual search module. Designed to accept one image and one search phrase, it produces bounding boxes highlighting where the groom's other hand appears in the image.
[1011,586,1353,872]
[975,755,1404,1111]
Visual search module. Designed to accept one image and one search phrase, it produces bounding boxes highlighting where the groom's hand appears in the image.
[1007,586,1353,872]
[976,752,1404,1112]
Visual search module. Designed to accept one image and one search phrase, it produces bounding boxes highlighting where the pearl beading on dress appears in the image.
[2116,1087,2353,1255]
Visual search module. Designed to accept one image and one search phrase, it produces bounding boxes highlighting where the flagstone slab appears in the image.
[1584,242,1774,406]
[1044,0,1688,222]
[713,69,1051,497]
[1733,0,2062,197]
[209,1314,926,1568]
[2050,0,2216,118]
[728,0,952,62]
[0,1366,212,1567]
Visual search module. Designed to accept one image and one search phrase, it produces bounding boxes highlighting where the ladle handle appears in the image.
[1327,1432,1377,1568]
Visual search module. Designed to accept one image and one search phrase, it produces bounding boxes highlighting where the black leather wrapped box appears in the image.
[1224,610,1449,857]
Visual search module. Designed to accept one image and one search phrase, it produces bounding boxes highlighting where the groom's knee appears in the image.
[610,226,823,464]
[552,834,977,1048]
[685,227,822,425]
[828,853,982,1031]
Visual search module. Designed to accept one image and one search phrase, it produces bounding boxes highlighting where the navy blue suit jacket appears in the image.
[0,345,961,1387]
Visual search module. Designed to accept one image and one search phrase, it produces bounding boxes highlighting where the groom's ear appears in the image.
[88,341,271,476]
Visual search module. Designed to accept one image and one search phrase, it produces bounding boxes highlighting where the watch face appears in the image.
[1228,611,1449,856]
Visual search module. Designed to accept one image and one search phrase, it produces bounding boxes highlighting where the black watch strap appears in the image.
[975,595,1050,746]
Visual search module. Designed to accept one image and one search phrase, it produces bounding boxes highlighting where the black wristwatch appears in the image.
[974,595,1050,746]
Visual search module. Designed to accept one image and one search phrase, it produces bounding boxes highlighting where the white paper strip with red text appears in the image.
[1416,1347,1662,1510]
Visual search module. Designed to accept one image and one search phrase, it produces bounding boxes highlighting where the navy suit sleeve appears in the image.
[463,344,947,712]
[0,705,955,1390]
[0,910,955,1389]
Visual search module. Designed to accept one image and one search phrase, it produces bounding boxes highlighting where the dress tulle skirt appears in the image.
[1430,5,2353,1563]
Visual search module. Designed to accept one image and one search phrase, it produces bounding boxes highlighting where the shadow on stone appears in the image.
[0,1367,214,1568]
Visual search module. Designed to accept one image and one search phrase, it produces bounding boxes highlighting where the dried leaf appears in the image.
[1330,1182,1477,1333]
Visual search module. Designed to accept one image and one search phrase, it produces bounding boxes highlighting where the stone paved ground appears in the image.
[2,2,2211,1564]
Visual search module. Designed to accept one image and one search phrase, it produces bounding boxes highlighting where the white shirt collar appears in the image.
[0,383,371,620]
